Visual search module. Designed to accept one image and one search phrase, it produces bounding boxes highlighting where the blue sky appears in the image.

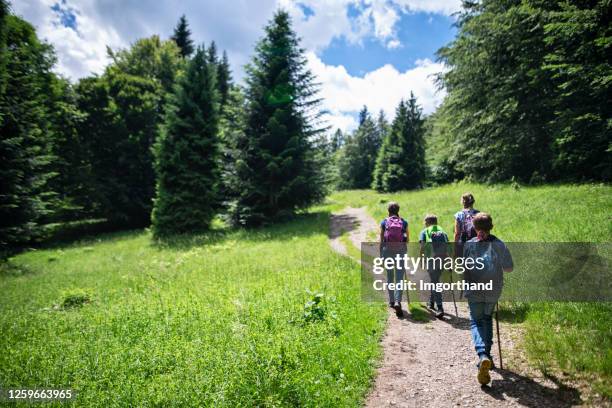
[321,8,455,76]
[13,0,461,132]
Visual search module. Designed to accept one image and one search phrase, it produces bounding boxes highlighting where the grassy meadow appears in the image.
[1,182,610,405]
[331,182,612,398]
[0,207,386,407]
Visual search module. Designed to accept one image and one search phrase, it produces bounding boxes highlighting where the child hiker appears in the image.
[379,202,408,317]
[419,214,449,318]
[462,212,513,385]
[454,193,479,256]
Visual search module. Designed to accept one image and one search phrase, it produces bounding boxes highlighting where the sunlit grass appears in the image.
[0,209,387,407]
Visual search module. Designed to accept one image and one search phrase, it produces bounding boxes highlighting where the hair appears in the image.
[424,214,438,226]
[461,192,475,208]
[472,212,493,232]
[387,202,400,216]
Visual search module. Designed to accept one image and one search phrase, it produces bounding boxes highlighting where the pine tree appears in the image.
[0,13,57,252]
[330,129,344,152]
[171,15,194,58]
[372,93,426,192]
[218,86,246,208]
[0,0,7,95]
[207,41,218,65]
[226,10,325,226]
[75,37,182,227]
[217,50,232,108]
[336,106,380,189]
[375,109,389,144]
[206,41,232,108]
[152,46,219,237]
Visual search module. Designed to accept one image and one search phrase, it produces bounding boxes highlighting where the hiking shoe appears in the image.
[427,302,435,310]
[394,303,403,317]
[435,310,444,319]
[477,355,492,385]
[477,360,495,370]
[389,302,395,308]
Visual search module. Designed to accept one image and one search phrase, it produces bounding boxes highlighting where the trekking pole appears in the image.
[404,272,410,307]
[448,267,459,317]
[495,302,503,370]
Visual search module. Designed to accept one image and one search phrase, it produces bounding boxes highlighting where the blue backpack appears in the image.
[425,226,448,256]
[478,242,499,277]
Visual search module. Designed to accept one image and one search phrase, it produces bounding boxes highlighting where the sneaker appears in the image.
[476,357,496,369]
[394,303,403,317]
[435,310,444,319]
[477,355,492,385]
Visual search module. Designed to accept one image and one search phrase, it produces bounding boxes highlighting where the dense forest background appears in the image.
[0,0,610,254]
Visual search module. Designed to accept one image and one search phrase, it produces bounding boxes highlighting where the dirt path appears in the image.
[329,207,582,408]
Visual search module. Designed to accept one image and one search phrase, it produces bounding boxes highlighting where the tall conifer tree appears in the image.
[336,106,380,189]
[152,46,219,236]
[171,15,194,58]
[226,10,325,226]
[0,12,57,251]
[372,93,426,192]
[217,50,232,107]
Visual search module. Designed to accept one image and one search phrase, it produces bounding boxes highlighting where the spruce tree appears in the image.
[152,46,219,237]
[171,15,194,58]
[372,94,426,192]
[217,51,232,108]
[336,106,380,189]
[75,37,182,227]
[227,10,325,226]
[330,129,344,153]
[0,12,57,252]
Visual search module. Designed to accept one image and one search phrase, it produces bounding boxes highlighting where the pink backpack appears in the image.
[384,216,404,242]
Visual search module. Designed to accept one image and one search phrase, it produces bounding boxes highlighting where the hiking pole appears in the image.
[495,302,503,370]
[448,267,459,317]
[404,272,410,308]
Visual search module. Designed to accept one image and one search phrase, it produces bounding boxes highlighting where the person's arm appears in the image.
[502,245,514,272]
[379,225,385,256]
[454,219,461,242]
[453,218,461,257]
[418,229,425,256]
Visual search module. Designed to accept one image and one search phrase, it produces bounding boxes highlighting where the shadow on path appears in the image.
[483,369,581,408]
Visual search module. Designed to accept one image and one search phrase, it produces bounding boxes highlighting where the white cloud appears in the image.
[14,0,124,79]
[395,0,461,15]
[386,39,401,49]
[13,0,278,80]
[368,0,400,39]
[13,0,453,131]
[281,0,406,51]
[282,0,460,53]
[307,52,446,133]
[279,0,355,51]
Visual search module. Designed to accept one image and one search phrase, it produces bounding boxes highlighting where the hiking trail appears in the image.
[329,207,581,408]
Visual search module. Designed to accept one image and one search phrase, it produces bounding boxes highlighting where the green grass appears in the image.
[0,209,387,407]
[2,182,610,405]
[331,182,612,399]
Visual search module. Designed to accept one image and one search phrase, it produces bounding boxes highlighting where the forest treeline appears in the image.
[0,0,610,253]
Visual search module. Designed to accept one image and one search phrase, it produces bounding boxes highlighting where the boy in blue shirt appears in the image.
[419,214,449,318]
[462,212,513,385]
